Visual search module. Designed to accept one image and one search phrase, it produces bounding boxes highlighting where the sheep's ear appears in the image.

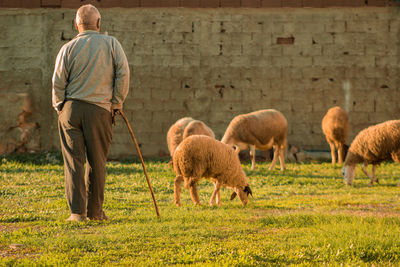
[244,186,253,197]
[230,191,237,200]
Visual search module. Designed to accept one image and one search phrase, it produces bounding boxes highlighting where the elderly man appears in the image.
[52,4,130,222]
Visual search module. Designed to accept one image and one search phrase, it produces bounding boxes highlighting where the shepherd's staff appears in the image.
[116,110,160,218]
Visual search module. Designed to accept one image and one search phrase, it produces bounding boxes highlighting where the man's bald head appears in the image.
[75,4,101,32]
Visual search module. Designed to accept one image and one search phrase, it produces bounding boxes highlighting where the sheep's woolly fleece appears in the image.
[345,120,400,166]
[322,106,349,147]
[322,106,349,164]
[166,117,214,157]
[173,135,248,190]
[221,109,287,151]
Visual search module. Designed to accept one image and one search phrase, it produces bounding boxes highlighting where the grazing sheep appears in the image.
[322,106,350,165]
[173,135,253,206]
[167,118,219,204]
[166,117,215,157]
[343,120,400,186]
[221,109,287,171]
[167,117,194,157]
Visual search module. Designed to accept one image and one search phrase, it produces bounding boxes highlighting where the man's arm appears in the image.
[111,39,130,110]
[52,45,68,112]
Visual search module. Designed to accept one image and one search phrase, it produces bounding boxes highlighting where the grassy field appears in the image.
[1,152,400,266]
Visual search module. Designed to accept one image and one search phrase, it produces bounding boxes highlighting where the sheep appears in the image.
[166,118,220,204]
[322,106,350,165]
[343,120,400,186]
[183,120,215,140]
[166,117,195,158]
[166,117,215,158]
[173,135,253,206]
[221,109,287,171]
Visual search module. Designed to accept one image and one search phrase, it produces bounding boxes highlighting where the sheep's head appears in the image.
[221,137,247,153]
[342,164,356,185]
[230,185,253,206]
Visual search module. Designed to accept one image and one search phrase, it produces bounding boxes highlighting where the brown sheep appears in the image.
[221,109,287,171]
[322,106,349,165]
[173,135,252,206]
[343,120,400,186]
[166,117,218,204]
[166,117,215,158]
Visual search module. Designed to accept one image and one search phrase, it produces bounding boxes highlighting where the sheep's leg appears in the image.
[337,144,344,164]
[329,142,336,165]
[361,162,370,177]
[269,146,279,170]
[188,179,201,205]
[361,163,375,186]
[390,151,400,186]
[278,147,286,171]
[250,145,256,170]
[372,164,378,184]
[364,164,378,185]
[174,175,184,207]
[209,182,221,206]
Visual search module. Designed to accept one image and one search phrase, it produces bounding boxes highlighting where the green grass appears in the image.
[1,153,400,266]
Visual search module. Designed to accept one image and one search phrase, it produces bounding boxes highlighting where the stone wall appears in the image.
[0,7,399,158]
[0,0,396,8]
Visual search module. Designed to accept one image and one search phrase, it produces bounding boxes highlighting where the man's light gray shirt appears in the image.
[52,30,130,112]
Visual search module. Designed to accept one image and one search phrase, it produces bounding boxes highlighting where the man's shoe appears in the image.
[66,213,88,222]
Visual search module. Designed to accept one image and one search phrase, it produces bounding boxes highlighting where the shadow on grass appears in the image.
[1,153,170,176]
[1,152,63,166]
[107,166,145,176]
[107,158,171,175]
[1,166,63,175]
[246,168,339,180]
[0,215,42,223]
[348,182,400,189]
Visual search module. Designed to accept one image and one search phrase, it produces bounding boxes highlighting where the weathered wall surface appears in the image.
[0,7,399,158]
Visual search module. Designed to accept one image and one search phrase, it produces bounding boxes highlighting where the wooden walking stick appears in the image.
[118,110,160,218]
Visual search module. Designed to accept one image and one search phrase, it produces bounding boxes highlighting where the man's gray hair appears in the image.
[75,4,101,27]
